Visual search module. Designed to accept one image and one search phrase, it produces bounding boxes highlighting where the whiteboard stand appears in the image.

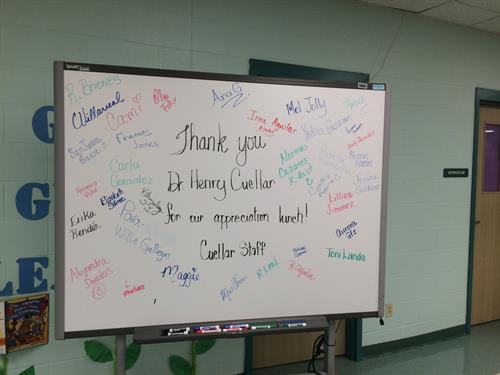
[324,318,336,375]
[115,335,126,375]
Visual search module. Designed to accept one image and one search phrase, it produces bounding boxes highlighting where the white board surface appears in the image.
[55,62,388,337]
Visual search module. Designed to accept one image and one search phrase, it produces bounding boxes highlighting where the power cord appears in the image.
[307,334,324,374]
[307,321,342,374]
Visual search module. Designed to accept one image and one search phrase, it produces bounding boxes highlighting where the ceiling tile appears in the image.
[361,0,450,13]
[474,15,500,33]
[422,1,498,25]
[459,0,500,13]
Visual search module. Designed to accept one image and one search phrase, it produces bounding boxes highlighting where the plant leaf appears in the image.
[125,342,141,370]
[84,340,113,363]
[18,366,35,375]
[169,355,192,375]
[195,339,216,355]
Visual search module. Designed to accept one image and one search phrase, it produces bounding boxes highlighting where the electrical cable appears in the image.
[307,334,324,374]
[370,14,405,81]
[307,321,343,374]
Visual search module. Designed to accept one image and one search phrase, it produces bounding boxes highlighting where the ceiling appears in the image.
[360,0,500,35]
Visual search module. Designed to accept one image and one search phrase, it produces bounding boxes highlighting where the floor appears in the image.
[253,320,500,375]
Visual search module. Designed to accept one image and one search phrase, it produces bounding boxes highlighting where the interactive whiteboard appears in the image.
[54,62,389,338]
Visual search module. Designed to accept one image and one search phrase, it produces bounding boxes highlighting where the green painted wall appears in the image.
[1,0,499,372]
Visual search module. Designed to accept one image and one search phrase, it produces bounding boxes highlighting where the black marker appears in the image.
[161,327,190,336]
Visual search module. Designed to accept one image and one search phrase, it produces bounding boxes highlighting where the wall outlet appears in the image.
[386,303,394,318]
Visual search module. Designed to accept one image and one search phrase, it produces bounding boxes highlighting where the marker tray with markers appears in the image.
[133,316,328,343]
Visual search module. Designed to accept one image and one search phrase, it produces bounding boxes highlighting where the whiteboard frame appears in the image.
[54,61,389,339]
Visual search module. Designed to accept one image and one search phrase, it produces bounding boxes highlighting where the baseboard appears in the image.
[362,324,466,358]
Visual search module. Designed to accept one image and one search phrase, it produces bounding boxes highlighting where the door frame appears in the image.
[466,87,500,333]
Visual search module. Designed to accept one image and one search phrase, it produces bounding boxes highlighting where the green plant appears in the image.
[0,356,35,375]
[169,339,216,375]
[0,355,6,375]
[18,366,35,375]
[84,337,141,374]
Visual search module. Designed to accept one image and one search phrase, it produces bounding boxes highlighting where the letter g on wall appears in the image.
[32,106,54,144]
[16,183,51,220]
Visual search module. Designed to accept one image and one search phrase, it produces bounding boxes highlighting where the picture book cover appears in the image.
[0,301,5,354]
[6,294,49,352]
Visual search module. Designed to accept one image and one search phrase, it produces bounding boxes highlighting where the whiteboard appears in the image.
[54,62,389,338]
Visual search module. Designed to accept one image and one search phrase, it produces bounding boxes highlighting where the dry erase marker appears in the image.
[166,327,190,336]
[223,327,245,333]
[195,328,221,334]
[280,320,307,328]
[223,323,249,331]
[193,325,221,333]
[250,322,277,330]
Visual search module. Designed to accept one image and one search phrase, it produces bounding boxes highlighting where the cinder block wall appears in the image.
[1,0,500,373]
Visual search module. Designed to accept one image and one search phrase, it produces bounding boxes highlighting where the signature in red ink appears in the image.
[247,109,279,137]
[153,89,176,113]
[271,117,297,134]
[123,281,145,297]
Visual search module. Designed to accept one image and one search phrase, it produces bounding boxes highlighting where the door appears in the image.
[472,105,500,325]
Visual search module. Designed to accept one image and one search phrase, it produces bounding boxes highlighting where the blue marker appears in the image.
[193,325,221,334]
[223,323,249,332]
[279,320,307,328]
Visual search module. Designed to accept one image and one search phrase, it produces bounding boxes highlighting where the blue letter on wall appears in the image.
[32,106,54,144]
[17,257,48,294]
[16,183,51,220]
[0,280,13,297]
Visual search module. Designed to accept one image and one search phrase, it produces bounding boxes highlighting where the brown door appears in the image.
[472,105,500,325]
[252,321,345,368]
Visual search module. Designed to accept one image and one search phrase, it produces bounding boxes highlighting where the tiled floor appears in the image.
[253,320,500,375]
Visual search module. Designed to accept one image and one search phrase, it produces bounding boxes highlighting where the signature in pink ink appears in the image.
[106,93,143,131]
[153,89,176,113]
[288,260,316,280]
[92,283,107,300]
[123,281,145,297]
[76,181,98,198]
[70,258,114,299]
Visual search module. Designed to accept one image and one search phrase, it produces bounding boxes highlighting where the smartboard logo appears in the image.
[65,64,90,71]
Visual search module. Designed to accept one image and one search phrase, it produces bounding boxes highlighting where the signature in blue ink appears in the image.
[346,123,363,135]
[220,274,248,302]
[336,221,358,239]
[212,83,249,109]
[292,245,307,257]
[67,137,107,165]
[72,91,124,129]
[100,188,125,209]
[119,200,145,228]
[304,96,327,117]
[161,264,200,288]
[308,174,340,197]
